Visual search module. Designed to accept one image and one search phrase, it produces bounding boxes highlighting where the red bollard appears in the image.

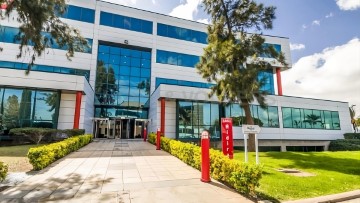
[143,127,147,142]
[201,130,210,183]
[156,128,161,150]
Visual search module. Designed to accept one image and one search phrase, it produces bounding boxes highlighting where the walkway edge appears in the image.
[282,190,360,203]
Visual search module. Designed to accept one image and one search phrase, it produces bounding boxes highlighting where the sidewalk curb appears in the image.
[282,190,360,203]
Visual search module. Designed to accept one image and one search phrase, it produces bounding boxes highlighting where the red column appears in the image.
[160,97,165,136]
[276,67,283,96]
[73,91,82,129]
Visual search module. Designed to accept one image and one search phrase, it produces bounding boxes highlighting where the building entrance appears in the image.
[93,118,147,139]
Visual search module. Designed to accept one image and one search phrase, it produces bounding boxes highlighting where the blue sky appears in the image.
[106,0,360,117]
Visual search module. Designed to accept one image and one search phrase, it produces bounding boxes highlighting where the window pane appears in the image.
[257,106,269,127]
[142,21,153,34]
[178,101,194,139]
[130,67,141,77]
[282,107,292,128]
[81,8,95,23]
[113,15,124,28]
[231,104,244,126]
[156,50,167,64]
[331,111,341,130]
[67,6,81,21]
[312,110,323,129]
[100,12,113,26]
[323,111,333,130]
[292,108,303,128]
[268,106,279,127]
[303,109,314,129]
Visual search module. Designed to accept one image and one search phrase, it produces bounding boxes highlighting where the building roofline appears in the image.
[97,0,289,39]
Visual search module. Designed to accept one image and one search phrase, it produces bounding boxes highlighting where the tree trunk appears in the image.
[241,101,256,152]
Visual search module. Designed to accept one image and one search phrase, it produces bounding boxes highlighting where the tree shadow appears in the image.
[264,152,360,175]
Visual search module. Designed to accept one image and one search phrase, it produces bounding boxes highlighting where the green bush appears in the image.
[61,129,85,137]
[0,161,8,182]
[344,133,360,139]
[148,135,262,197]
[329,139,360,151]
[27,134,93,170]
[10,128,57,145]
[148,132,156,144]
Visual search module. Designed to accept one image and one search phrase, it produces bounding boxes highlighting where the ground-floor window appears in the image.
[177,100,220,140]
[0,87,60,134]
[94,106,148,119]
[282,107,340,130]
[225,104,280,128]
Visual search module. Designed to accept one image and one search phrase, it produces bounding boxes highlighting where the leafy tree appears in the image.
[19,89,32,127]
[0,0,88,73]
[197,0,287,151]
[3,95,20,129]
[349,106,357,132]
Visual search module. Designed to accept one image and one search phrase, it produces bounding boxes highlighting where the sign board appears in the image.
[221,118,233,159]
[201,130,209,139]
[242,125,261,134]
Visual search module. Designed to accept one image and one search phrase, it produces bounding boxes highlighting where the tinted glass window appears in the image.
[157,23,207,44]
[100,12,153,34]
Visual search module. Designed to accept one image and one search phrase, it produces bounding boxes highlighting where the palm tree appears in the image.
[197,0,287,151]
[350,105,357,132]
[303,114,322,128]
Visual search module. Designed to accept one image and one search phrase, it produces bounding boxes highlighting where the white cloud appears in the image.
[197,18,210,24]
[283,38,360,117]
[325,12,334,18]
[290,43,305,51]
[103,0,137,6]
[152,0,156,4]
[312,20,320,26]
[336,0,360,10]
[169,0,202,20]
[302,24,307,29]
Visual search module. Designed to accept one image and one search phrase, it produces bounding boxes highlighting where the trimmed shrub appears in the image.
[329,139,360,151]
[27,134,93,170]
[148,134,262,197]
[10,128,57,145]
[0,161,8,182]
[148,132,156,144]
[344,133,360,140]
[61,129,85,137]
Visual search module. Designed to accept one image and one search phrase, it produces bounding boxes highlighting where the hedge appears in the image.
[27,134,93,170]
[0,161,8,182]
[344,133,360,140]
[148,133,262,197]
[329,139,360,151]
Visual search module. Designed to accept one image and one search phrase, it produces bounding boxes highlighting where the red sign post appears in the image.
[143,127,147,142]
[156,128,161,150]
[201,130,210,183]
[221,118,234,159]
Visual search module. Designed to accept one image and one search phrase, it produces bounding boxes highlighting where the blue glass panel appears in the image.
[118,86,129,96]
[99,45,110,53]
[129,87,139,96]
[129,77,141,87]
[131,18,142,32]
[167,26,177,39]
[66,5,81,21]
[119,76,130,86]
[123,17,131,29]
[113,15,124,28]
[131,50,141,58]
[98,53,109,63]
[167,52,178,65]
[156,50,167,64]
[131,58,140,67]
[157,23,167,36]
[121,48,131,56]
[119,66,130,75]
[141,51,151,59]
[110,47,121,55]
[130,67,141,77]
[112,65,120,75]
[81,7,95,23]
[141,69,150,77]
[142,21,153,34]
[109,55,120,65]
[141,59,151,68]
[120,56,131,65]
[100,12,113,26]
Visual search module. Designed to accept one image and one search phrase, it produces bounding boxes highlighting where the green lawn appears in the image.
[234,151,360,202]
[0,145,38,172]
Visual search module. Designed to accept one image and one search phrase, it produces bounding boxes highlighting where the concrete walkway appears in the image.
[0,139,253,203]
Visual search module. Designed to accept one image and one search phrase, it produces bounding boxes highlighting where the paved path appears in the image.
[0,139,253,203]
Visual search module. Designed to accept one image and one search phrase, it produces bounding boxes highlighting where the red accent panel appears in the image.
[73,91,82,129]
[160,98,165,135]
[276,68,283,96]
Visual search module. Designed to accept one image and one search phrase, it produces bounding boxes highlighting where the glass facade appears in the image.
[258,70,275,94]
[0,87,60,134]
[156,50,200,68]
[177,100,220,140]
[60,5,95,23]
[100,12,153,34]
[225,104,279,127]
[157,23,207,44]
[95,44,151,119]
[0,26,93,53]
[0,61,90,81]
[155,78,214,89]
[282,107,341,130]
[260,43,282,58]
